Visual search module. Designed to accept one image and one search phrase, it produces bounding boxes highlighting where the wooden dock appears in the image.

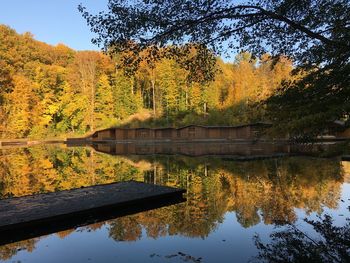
[0,181,185,245]
[0,139,64,149]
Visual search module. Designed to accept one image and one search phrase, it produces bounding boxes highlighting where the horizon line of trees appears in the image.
[0,25,293,139]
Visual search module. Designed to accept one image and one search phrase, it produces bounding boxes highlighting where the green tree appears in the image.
[95,74,115,127]
[157,59,180,118]
[30,65,66,136]
[57,81,89,133]
[72,51,101,131]
[113,72,141,119]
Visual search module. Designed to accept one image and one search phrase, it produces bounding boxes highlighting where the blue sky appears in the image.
[0,0,108,50]
[0,0,237,60]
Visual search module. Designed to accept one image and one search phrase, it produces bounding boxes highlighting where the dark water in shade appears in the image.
[0,144,349,262]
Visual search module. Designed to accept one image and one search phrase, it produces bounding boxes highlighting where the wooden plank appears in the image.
[0,181,185,245]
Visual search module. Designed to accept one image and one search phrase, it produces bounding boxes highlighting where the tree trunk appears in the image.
[185,84,189,109]
[91,84,95,131]
[151,79,156,117]
[153,163,157,184]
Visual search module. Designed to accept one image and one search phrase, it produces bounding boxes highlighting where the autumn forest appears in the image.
[0,25,294,139]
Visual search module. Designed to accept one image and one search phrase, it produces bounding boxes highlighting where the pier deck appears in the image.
[0,181,185,245]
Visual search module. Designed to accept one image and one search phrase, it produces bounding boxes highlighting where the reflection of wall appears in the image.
[93,142,343,158]
[93,142,289,157]
[91,124,270,141]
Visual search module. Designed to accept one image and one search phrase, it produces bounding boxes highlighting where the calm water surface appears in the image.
[0,144,349,262]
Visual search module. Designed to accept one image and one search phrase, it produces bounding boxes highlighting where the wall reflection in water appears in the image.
[92,141,342,158]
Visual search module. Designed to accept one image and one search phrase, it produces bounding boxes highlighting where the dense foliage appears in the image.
[0,25,293,138]
[79,0,350,135]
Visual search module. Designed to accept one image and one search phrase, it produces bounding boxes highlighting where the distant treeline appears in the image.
[0,25,293,138]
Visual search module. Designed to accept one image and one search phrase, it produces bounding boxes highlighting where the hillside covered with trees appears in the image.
[80,0,350,137]
[0,25,294,139]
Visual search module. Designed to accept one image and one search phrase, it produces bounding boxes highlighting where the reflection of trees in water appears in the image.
[109,217,143,241]
[0,239,38,261]
[253,208,350,263]
[0,146,345,258]
[105,156,344,241]
[0,146,145,198]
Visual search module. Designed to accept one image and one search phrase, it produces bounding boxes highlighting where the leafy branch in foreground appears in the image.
[79,0,350,135]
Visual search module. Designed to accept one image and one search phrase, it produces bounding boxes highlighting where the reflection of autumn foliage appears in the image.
[106,156,344,241]
[0,145,144,198]
[0,239,38,260]
[0,147,344,258]
[56,229,75,239]
[108,217,142,241]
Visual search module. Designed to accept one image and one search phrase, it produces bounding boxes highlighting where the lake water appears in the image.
[0,143,349,262]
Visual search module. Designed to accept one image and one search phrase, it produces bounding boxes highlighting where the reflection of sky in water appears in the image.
[3,211,273,263]
[0,145,349,263]
[320,183,350,226]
